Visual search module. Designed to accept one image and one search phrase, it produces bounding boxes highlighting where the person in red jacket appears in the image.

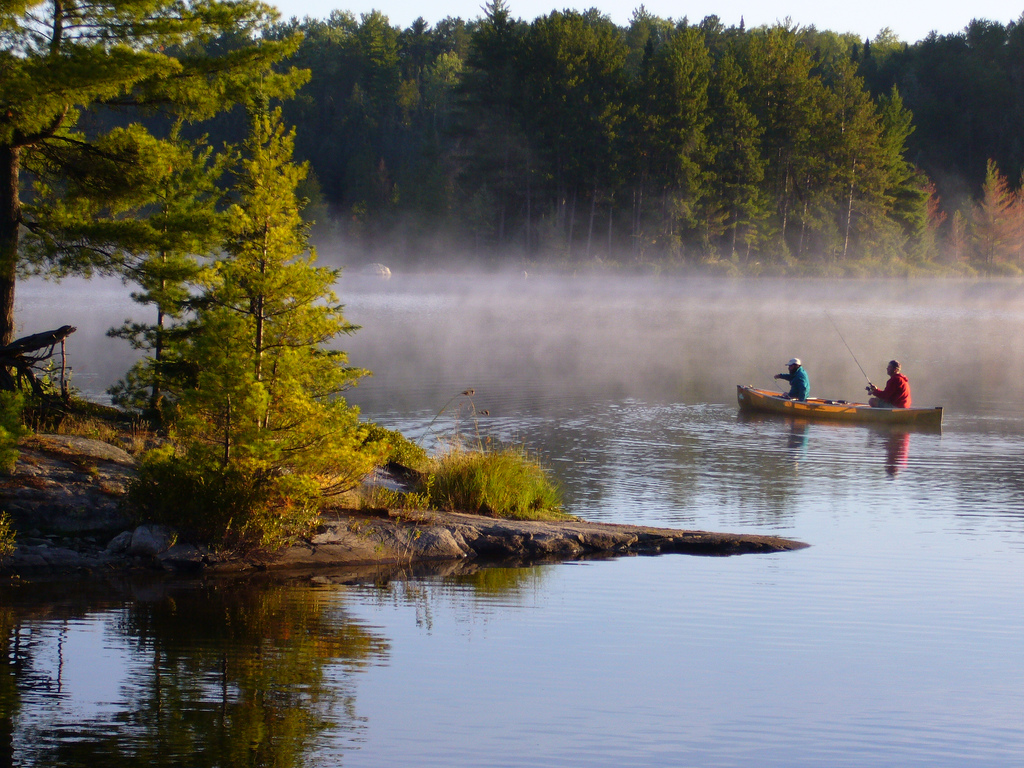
[867,360,911,408]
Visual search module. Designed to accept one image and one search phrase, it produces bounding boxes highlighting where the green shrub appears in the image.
[0,511,14,559]
[428,445,568,520]
[128,447,321,552]
[0,392,26,474]
[362,422,429,472]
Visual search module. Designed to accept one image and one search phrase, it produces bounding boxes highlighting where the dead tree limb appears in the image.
[0,325,77,396]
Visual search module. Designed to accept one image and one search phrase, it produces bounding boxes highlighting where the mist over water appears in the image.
[19,272,1024,424]
[330,273,1024,428]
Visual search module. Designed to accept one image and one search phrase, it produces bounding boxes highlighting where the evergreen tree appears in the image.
[822,57,886,261]
[739,25,827,257]
[271,11,362,206]
[913,181,946,264]
[106,128,226,416]
[970,158,1020,271]
[949,209,968,265]
[1014,169,1024,268]
[623,6,674,75]
[632,25,712,250]
[133,103,384,549]
[1,0,305,345]
[184,103,378,485]
[459,0,530,250]
[876,87,930,256]
[705,52,766,259]
[520,10,628,254]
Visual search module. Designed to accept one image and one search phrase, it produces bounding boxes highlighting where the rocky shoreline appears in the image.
[0,434,807,577]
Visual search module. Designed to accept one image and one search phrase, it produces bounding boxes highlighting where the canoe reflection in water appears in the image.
[784,421,910,478]
[787,420,810,458]
[884,431,911,478]
[739,410,914,478]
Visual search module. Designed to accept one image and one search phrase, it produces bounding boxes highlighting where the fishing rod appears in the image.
[825,311,873,389]
[761,365,780,389]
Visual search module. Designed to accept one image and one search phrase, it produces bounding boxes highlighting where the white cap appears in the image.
[787,358,801,366]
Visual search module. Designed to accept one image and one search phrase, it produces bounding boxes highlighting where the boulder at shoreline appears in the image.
[2,434,135,536]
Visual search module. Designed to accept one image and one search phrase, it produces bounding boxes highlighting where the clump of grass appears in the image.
[118,420,160,455]
[358,393,567,521]
[361,476,433,512]
[50,412,121,443]
[22,396,153,453]
[427,444,569,521]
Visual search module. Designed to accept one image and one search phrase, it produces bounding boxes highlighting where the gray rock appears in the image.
[9,552,48,569]
[26,434,135,465]
[4,434,136,535]
[158,543,208,570]
[522,531,583,556]
[310,527,348,545]
[409,527,470,559]
[129,525,177,557]
[39,547,88,568]
[106,530,133,553]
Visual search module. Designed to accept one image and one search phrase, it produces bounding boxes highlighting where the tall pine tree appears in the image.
[133,102,383,549]
[183,102,378,484]
[106,128,226,416]
[971,159,1020,271]
[1,0,305,346]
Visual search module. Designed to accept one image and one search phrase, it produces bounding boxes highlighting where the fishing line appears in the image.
[825,311,872,387]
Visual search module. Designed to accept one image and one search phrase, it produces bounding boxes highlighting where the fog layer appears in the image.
[17,273,1024,426]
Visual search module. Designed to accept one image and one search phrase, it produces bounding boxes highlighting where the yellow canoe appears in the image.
[736,385,943,427]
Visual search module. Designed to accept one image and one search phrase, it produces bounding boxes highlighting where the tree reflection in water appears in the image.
[352,565,549,632]
[1,602,19,767]
[0,579,389,768]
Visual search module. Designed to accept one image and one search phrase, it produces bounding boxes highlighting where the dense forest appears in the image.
[8,2,1024,281]
[205,2,1021,274]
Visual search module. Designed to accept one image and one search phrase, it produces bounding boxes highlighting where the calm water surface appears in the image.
[5,275,1024,766]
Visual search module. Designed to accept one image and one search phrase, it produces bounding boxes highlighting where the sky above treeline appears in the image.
[269,0,1024,44]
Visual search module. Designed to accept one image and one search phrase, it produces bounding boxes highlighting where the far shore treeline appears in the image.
[207,3,1024,274]
[7,1,1024,289]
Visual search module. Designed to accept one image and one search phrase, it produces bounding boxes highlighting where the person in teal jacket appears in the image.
[774,357,809,401]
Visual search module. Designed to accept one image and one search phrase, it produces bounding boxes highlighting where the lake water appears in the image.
[4,274,1024,767]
